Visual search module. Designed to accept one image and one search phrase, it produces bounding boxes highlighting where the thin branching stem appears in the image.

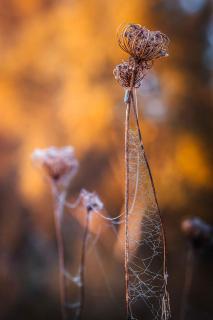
[78,208,91,319]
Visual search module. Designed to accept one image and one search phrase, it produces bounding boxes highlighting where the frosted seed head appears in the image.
[32,146,78,189]
[80,189,104,212]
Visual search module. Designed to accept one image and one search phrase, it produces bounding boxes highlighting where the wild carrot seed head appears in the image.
[114,23,169,89]
[113,57,145,88]
[117,23,169,62]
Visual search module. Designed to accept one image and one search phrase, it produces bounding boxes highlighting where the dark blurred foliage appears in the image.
[0,0,212,319]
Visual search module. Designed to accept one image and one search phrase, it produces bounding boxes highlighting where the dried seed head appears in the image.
[80,189,104,212]
[113,57,146,88]
[117,23,169,61]
[32,146,78,189]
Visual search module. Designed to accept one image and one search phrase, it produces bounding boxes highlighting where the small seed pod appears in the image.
[117,23,169,61]
[113,57,145,88]
[32,146,78,189]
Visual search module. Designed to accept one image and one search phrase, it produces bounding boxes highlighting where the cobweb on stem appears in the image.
[126,91,170,320]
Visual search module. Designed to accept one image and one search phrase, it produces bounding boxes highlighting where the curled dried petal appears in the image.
[117,23,169,61]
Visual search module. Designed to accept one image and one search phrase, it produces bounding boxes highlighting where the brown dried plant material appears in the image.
[117,23,169,61]
[113,57,145,88]
[114,24,169,89]
[32,146,78,189]
[32,146,79,320]
[113,23,171,320]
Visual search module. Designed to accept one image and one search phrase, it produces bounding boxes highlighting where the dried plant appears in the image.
[31,23,171,320]
[32,146,79,320]
[113,57,146,89]
[117,23,169,62]
[114,23,169,93]
[32,147,78,191]
[32,147,105,320]
[77,189,104,319]
[113,23,170,320]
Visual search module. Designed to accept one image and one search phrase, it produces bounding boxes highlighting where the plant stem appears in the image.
[125,100,131,319]
[53,188,67,320]
[78,208,91,319]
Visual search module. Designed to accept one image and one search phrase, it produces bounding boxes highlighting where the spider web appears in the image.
[124,91,170,320]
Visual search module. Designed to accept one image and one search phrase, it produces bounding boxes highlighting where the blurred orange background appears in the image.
[0,1,212,320]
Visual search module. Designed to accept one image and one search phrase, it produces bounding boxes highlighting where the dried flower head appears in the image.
[113,57,147,88]
[32,146,78,189]
[117,23,169,61]
[80,189,104,212]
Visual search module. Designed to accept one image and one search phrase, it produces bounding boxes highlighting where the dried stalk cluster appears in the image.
[113,23,169,88]
[32,147,104,320]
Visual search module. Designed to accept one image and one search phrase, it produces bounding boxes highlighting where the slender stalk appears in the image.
[78,208,91,319]
[52,187,67,320]
[123,64,137,320]
[131,90,170,317]
[124,100,131,319]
